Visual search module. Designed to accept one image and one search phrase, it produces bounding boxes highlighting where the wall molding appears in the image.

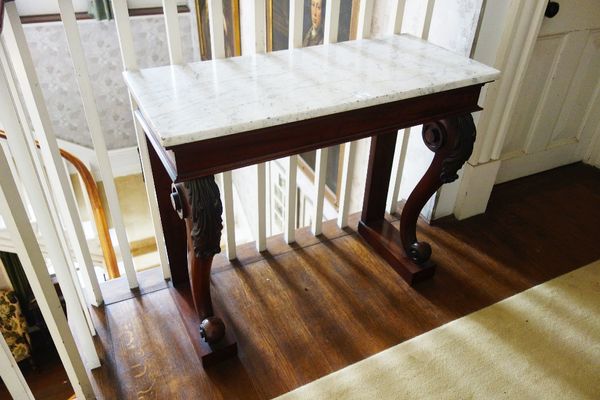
[108,146,142,177]
[453,159,501,220]
[19,6,190,24]
[584,121,600,168]
[57,139,141,179]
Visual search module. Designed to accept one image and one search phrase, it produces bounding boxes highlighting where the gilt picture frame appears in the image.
[194,0,241,60]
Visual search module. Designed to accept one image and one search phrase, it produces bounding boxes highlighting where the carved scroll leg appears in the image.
[358,129,434,284]
[400,114,476,264]
[170,177,226,344]
[358,115,475,285]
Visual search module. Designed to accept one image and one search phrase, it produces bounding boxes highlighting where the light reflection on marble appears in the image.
[125,34,500,147]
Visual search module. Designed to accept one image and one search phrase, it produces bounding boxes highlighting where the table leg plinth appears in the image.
[170,283,238,368]
[358,219,436,285]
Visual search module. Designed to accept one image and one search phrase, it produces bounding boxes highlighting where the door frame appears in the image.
[451,0,550,220]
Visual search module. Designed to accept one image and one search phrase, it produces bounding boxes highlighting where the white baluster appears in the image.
[2,3,105,304]
[392,0,407,34]
[338,0,373,228]
[311,0,342,234]
[112,0,138,71]
[311,148,329,236]
[253,0,267,53]
[208,0,226,58]
[283,1,304,242]
[285,155,298,244]
[386,130,410,214]
[208,0,236,258]
[0,61,100,370]
[133,115,171,280]
[113,0,172,280]
[312,144,329,233]
[60,158,98,336]
[386,0,409,215]
[0,146,95,399]
[244,0,268,250]
[221,171,237,259]
[337,142,356,228]
[289,0,303,48]
[356,0,375,40]
[324,0,341,44]
[387,0,436,214]
[0,332,34,399]
[162,0,184,64]
[256,162,267,251]
[0,44,96,333]
[57,0,139,290]
[422,0,437,41]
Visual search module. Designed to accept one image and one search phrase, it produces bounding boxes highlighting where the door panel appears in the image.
[538,0,600,35]
[525,30,587,153]
[502,35,561,155]
[552,30,600,143]
[498,0,600,183]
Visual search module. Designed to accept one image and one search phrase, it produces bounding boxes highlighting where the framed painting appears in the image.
[267,0,361,52]
[194,0,241,60]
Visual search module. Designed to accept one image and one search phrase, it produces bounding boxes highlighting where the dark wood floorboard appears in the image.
[88,304,119,400]
[2,162,599,400]
[105,289,219,399]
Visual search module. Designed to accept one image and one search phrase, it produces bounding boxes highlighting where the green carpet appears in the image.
[276,260,600,399]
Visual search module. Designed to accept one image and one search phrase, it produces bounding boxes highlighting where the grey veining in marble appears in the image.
[125,34,500,148]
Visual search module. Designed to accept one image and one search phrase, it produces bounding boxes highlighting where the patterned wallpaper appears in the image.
[23,14,199,150]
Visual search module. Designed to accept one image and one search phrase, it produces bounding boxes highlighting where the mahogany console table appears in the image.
[125,34,499,365]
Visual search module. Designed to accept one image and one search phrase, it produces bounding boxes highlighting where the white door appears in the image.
[496,0,600,183]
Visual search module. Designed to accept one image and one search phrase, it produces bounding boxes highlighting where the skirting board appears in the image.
[453,159,501,221]
[496,143,580,184]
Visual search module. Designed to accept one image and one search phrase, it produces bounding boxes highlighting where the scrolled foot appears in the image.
[408,241,432,264]
[200,317,226,344]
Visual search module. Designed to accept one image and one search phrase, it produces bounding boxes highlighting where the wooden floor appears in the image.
[3,163,600,400]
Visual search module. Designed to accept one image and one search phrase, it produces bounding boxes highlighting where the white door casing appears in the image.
[454,0,600,219]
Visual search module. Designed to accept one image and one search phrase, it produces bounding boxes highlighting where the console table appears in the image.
[124,34,499,365]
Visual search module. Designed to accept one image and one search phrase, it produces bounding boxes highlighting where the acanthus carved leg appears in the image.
[400,114,476,264]
[170,176,226,344]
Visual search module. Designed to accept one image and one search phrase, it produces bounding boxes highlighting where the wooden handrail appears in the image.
[0,130,120,279]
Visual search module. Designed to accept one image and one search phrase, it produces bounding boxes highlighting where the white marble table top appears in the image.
[124,34,499,148]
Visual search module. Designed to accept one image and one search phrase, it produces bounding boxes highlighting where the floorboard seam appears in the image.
[212,215,402,275]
